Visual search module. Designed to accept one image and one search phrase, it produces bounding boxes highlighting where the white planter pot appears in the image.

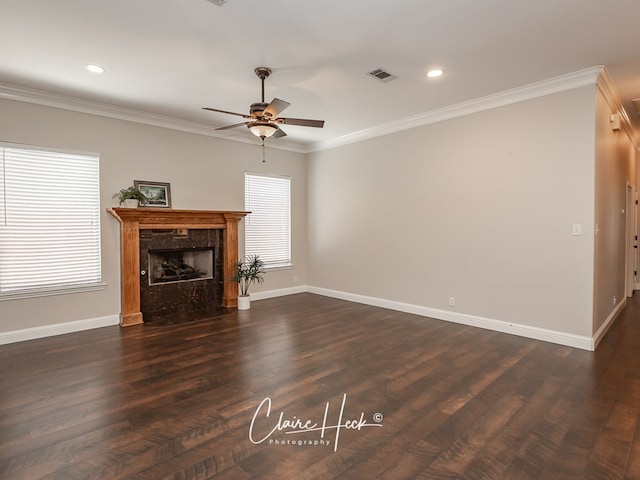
[237,295,251,310]
[123,199,139,208]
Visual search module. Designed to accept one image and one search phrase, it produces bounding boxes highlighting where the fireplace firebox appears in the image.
[148,248,214,285]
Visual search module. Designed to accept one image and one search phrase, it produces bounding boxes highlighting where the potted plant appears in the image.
[112,186,147,208]
[232,254,265,310]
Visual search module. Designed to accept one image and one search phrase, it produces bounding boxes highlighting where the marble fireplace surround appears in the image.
[108,208,248,327]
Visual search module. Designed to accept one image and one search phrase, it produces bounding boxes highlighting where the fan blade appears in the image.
[277,117,325,128]
[273,127,287,138]
[263,98,290,119]
[202,107,250,119]
[215,122,247,131]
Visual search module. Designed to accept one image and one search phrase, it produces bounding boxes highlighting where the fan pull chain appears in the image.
[261,138,266,163]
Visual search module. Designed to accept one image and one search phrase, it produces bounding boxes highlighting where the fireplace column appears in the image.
[121,218,143,326]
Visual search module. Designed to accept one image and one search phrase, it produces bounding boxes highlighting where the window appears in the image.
[0,144,102,298]
[244,172,291,269]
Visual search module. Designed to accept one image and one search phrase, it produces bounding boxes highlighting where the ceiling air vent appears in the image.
[205,0,227,6]
[368,68,398,83]
[632,98,640,116]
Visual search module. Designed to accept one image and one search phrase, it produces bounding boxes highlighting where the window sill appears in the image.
[264,264,293,272]
[0,283,107,302]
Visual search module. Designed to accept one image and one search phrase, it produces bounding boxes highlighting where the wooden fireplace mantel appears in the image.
[108,208,249,326]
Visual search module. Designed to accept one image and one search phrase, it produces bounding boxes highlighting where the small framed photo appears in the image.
[134,180,172,208]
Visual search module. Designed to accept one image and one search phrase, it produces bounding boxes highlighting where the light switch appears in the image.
[572,224,582,236]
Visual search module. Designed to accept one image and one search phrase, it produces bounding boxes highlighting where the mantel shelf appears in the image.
[107,208,249,326]
[107,208,249,229]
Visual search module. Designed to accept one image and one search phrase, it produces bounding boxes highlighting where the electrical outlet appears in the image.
[449,297,456,307]
[613,296,617,306]
[293,276,298,284]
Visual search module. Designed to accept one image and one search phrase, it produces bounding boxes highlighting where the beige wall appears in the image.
[593,82,638,334]
[0,99,307,334]
[2,77,638,346]
[307,86,598,338]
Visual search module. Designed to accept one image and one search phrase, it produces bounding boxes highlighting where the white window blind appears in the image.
[244,172,291,268]
[0,144,102,297]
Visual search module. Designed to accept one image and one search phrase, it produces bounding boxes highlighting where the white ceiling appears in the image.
[1,0,640,151]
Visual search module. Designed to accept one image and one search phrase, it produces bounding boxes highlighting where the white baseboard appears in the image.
[0,315,119,346]
[251,285,307,301]
[1,286,605,351]
[592,298,626,349]
[306,286,596,351]
[0,287,306,345]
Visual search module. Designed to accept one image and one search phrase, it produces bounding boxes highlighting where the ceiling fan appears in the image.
[203,67,325,140]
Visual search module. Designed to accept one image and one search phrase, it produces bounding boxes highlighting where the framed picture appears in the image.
[134,180,172,208]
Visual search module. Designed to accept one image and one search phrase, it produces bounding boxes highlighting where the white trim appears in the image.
[592,297,626,350]
[0,283,107,302]
[250,285,307,301]
[305,286,596,351]
[0,141,100,158]
[0,67,604,155]
[0,82,307,154]
[0,285,607,349]
[308,66,604,152]
[597,69,640,149]
[0,314,119,345]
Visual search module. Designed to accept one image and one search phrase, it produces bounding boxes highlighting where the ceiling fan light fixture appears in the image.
[248,122,278,138]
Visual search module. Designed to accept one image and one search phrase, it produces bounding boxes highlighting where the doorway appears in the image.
[625,183,637,297]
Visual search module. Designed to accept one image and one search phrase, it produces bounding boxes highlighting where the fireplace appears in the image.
[139,228,223,323]
[108,208,248,326]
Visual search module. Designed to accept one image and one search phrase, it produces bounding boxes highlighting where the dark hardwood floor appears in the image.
[1,292,640,479]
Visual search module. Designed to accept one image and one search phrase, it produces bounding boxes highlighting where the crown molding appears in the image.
[308,66,604,152]
[0,67,605,155]
[597,68,640,149]
[0,82,308,154]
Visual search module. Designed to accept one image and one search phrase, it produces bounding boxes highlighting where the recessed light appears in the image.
[427,69,444,78]
[85,64,105,74]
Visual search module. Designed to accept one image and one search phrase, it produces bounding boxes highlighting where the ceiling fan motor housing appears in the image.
[250,102,270,118]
